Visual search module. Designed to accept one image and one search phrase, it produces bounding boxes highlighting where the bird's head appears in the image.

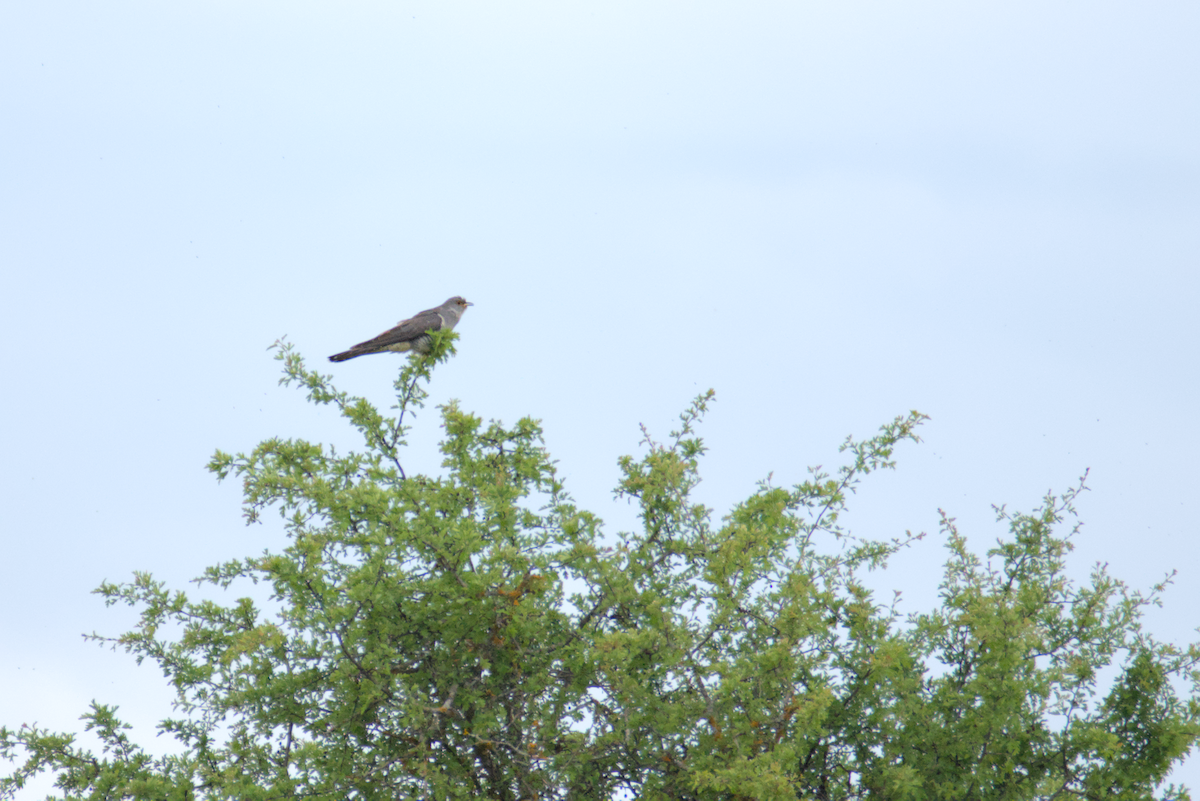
[448,296,473,311]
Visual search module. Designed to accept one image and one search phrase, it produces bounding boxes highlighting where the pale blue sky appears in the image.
[3,1,1198,795]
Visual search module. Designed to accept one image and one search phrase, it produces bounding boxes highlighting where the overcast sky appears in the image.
[3,1,1198,795]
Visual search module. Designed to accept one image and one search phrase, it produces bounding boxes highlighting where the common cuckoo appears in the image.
[328,296,473,362]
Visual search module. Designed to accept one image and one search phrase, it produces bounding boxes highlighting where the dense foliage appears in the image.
[4,334,1198,800]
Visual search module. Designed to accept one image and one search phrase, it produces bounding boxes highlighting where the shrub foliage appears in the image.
[4,335,1198,800]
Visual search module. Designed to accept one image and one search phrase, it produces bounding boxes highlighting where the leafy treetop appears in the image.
[3,332,1198,800]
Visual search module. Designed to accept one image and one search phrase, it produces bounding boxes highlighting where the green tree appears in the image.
[4,335,1198,800]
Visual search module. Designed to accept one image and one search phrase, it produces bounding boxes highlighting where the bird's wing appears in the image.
[348,308,446,350]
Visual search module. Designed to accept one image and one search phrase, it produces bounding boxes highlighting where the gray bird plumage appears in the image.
[329,296,473,362]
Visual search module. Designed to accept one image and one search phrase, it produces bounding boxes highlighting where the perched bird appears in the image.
[328,296,473,362]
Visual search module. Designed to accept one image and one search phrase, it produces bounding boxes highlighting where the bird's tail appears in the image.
[328,349,366,362]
